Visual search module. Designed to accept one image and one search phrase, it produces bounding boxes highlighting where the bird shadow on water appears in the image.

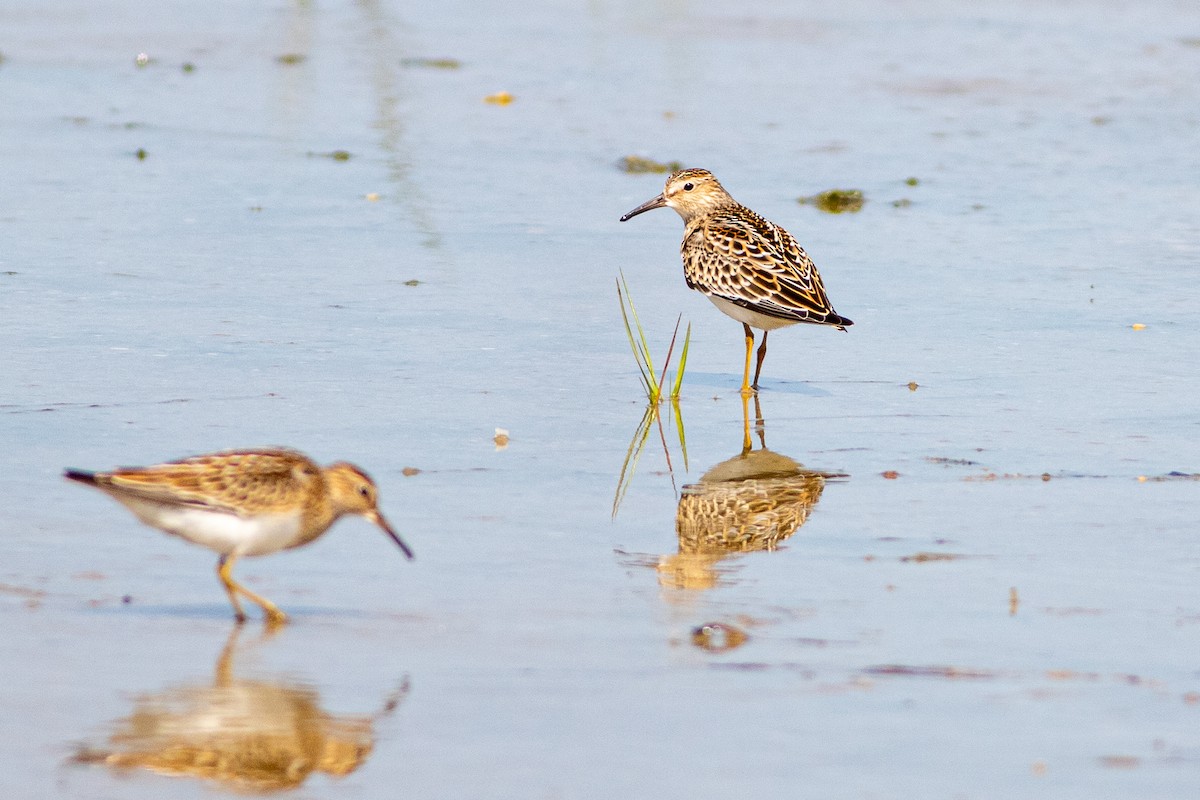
[65,625,409,793]
[618,393,848,592]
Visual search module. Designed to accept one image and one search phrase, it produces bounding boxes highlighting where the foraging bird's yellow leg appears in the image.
[752,331,769,391]
[740,391,752,455]
[740,323,755,397]
[217,554,288,626]
[217,555,248,623]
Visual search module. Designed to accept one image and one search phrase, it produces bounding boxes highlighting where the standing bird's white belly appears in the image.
[705,295,800,331]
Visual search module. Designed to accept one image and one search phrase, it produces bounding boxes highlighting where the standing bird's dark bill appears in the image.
[619,193,668,222]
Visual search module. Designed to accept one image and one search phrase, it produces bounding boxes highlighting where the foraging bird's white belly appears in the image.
[706,295,798,331]
[114,497,305,557]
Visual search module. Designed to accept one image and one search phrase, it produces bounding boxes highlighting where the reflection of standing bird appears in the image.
[660,448,834,591]
[65,448,414,624]
[70,628,407,791]
[675,448,831,555]
[620,168,852,394]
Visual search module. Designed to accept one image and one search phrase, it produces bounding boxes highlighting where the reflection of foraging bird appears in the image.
[65,448,414,624]
[620,168,852,394]
[70,627,408,791]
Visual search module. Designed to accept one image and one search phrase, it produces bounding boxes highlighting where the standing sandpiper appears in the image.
[65,448,414,624]
[620,168,852,394]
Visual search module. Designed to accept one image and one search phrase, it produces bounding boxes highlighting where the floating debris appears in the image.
[691,622,749,653]
[891,198,912,208]
[484,91,514,105]
[900,552,964,563]
[798,189,865,214]
[925,457,980,466]
[403,279,421,287]
[964,472,1058,482]
[881,470,899,480]
[1009,587,1019,615]
[276,53,306,65]
[181,62,196,73]
[308,150,351,161]
[365,192,381,202]
[864,664,999,680]
[494,428,510,449]
[1138,472,1200,482]
[401,467,421,477]
[135,148,147,160]
[619,155,682,175]
[905,176,920,186]
[1130,323,1146,330]
[907,381,919,391]
[134,52,150,67]
[401,57,462,69]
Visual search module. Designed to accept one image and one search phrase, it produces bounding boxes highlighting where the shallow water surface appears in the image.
[1,1,1198,798]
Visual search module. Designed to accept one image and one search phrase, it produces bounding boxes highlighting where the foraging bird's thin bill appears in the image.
[619,193,668,222]
[369,510,415,560]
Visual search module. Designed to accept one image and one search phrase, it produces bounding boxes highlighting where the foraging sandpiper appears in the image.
[65,448,414,624]
[620,168,851,393]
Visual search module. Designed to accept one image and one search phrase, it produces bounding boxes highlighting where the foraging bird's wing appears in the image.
[91,449,319,516]
[687,209,845,325]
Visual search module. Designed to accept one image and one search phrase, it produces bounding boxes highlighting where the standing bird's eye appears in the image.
[359,485,371,499]
[683,182,694,191]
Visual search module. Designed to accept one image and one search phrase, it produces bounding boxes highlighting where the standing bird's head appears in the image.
[620,168,737,224]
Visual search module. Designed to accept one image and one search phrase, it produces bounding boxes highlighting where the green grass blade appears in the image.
[619,272,658,394]
[671,396,689,472]
[670,322,691,400]
[616,277,652,395]
[612,404,657,517]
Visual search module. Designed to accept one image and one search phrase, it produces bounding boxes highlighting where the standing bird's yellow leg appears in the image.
[217,554,288,626]
[740,391,752,455]
[752,331,769,391]
[741,323,755,396]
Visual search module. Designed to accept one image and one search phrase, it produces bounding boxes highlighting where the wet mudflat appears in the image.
[1,1,1198,797]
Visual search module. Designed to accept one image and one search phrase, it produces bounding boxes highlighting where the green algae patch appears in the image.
[619,155,682,175]
[798,189,865,214]
[276,53,306,65]
[401,57,462,69]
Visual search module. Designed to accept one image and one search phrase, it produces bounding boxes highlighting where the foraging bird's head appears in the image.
[620,168,735,224]
[326,462,415,559]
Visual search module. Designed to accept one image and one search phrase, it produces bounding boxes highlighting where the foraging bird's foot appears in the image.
[264,607,289,627]
[263,606,289,626]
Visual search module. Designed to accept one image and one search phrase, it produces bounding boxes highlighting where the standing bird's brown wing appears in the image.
[69,449,321,516]
[686,208,852,328]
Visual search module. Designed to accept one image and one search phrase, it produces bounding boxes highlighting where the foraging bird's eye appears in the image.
[359,485,371,499]
[683,182,694,191]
